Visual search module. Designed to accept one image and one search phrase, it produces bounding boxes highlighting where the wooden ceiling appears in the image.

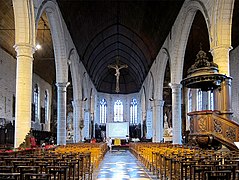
[57,0,184,94]
[1,0,238,94]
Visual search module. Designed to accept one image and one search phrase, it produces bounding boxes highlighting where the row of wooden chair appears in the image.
[0,143,107,180]
[130,142,239,180]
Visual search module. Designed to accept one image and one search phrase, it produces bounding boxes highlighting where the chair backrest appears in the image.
[204,170,232,180]
[0,166,14,173]
[24,173,51,180]
[0,172,20,180]
[47,166,68,180]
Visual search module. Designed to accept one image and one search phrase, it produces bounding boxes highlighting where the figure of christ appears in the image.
[108,59,128,93]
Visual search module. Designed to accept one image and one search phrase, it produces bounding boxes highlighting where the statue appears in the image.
[108,57,128,93]
[66,112,73,140]
[164,113,169,129]
[67,112,73,131]
[163,113,173,141]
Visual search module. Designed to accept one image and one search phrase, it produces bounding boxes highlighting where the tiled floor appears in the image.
[94,150,158,180]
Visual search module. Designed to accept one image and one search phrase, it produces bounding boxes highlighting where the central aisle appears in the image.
[94,150,157,180]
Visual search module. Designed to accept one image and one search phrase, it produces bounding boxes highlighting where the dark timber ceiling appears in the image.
[6,0,239,94]
[57,0,185,94]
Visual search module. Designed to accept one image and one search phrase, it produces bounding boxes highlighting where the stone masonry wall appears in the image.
[0,47,52,130]
[230,45,239,123]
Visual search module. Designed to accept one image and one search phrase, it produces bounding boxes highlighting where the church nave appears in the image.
[94,150,157,180]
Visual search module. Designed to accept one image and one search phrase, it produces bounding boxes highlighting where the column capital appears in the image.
[210,45,232,76]
[210,45,233,52]
[170,83,182,91]
[55,82,70,88]
[14,43,36,58]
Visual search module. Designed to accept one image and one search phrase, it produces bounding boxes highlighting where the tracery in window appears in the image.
[33,84,39,121]
[114,100,123,122]
[100,99,107,124]
[130,99,137,124]
[44,90,49,123]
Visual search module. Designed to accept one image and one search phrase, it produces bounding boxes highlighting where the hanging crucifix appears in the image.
[108,57,128,93]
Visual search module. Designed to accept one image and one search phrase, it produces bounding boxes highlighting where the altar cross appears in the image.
[108,57,128,93]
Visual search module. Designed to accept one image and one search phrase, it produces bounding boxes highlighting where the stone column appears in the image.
[211,46,232,76]
[152,100,164,142]
[84,108,90,139]
[14,44,35,148]
[72,99,81,143]
[152,101,156,142]
[171,83,182,144]
[146,106,153,139]
[142,110,146,138]
[211,46,232,119]
[56,82,70,145]
[90,112,95,138]
[220,77,233,119]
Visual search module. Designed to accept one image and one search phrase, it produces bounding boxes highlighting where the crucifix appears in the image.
[108,57,128,93]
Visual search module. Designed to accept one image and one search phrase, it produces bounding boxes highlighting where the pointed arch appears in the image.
[35,0,68,82]
[154,48,170,99]
[141,86,147,116]
[68,48,82,101]
[82,72,88,102]
[170,0,211,83]
[210,0,235,48]
[149,71,155,100]
[13,0,36,46]
[140,86,147,137]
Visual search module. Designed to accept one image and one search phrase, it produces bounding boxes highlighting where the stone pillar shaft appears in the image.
[211,46,231,76]
[152,101,156,142]
[142,110,146,137]
[72,99,82,143]
[56,82,70,145]
[152,100,164,142]
[146,107,153,139]
[171,83,182,144]
[211,45,232,113]
[14,44,35,148]
[84,109,90,139]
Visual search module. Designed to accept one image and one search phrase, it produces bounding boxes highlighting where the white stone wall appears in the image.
[0,48,16,123]
[0,47,52,130]
[32,73,52,131]
[97,92,140,124]
[230,45,239,123]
